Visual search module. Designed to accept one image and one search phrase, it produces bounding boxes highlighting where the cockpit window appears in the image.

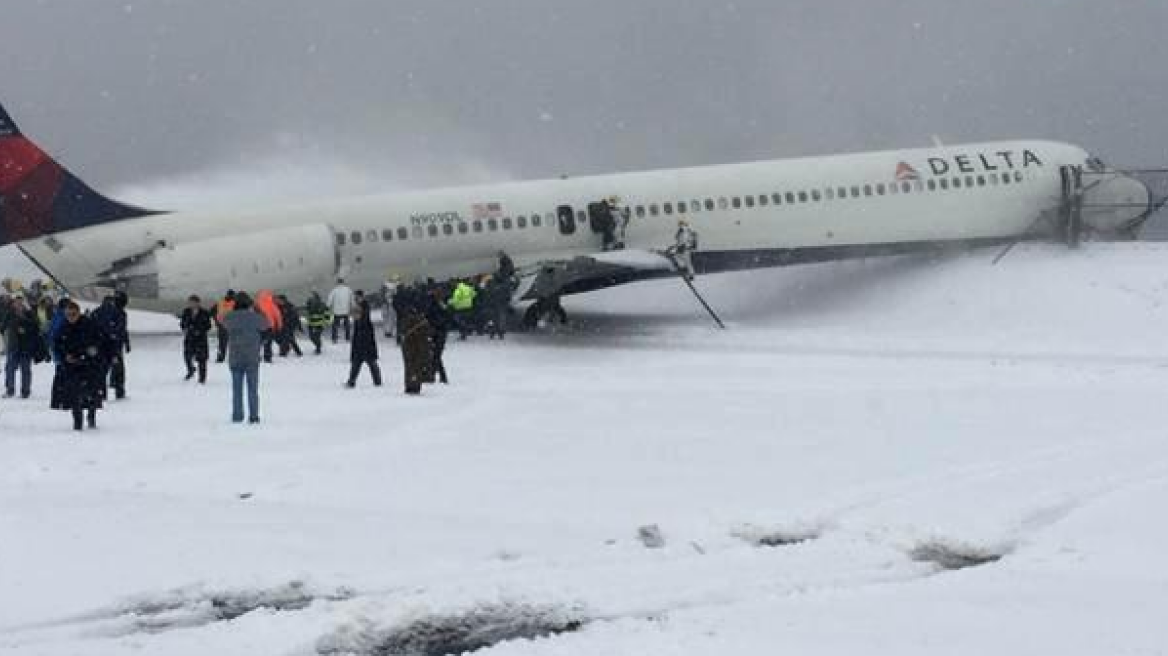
[1086,156,1106,173]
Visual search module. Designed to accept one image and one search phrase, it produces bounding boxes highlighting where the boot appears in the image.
[87,408,97,429]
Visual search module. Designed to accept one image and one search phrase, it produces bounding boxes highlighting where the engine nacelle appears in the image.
[99,224,338,303]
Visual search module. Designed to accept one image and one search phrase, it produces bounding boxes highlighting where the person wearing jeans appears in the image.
[222,292,269,424]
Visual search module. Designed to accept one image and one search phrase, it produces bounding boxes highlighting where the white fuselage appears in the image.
[17,139,1143,311]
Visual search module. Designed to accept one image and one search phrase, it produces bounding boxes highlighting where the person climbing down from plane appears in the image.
[608,196,630,250]
[669,219,699,281]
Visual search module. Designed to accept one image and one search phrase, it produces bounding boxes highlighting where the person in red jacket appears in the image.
[254,290,283,364]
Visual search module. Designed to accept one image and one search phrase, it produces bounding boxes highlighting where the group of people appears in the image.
[0,287,130,431]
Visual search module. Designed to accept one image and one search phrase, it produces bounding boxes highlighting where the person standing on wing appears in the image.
[223,292,269,424]
[327,278,354,343]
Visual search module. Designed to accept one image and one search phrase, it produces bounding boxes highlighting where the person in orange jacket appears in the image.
[254,290,283,363]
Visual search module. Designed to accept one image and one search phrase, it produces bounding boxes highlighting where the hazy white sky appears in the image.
[2,1,1166,198]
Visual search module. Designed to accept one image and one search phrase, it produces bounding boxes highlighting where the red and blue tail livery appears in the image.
[0,102,157,246]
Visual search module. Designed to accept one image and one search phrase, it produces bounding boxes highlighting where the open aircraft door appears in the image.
[556,205,576,235]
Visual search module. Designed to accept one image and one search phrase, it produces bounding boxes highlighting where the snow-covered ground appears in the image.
[3,243,1168,655]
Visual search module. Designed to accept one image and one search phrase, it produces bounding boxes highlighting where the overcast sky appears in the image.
[2,0,1167,203]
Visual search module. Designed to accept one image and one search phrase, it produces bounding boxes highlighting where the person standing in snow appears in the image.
[53,301,105,431]
[254,290,283,363]
[345,300,381,388]
[91,292,131,400]
[179,294,212,383]
[213,290,236,363]
[327,279,354,343]
[276,294,303,358]
[381,276,400,339]
[223,292,269,424]
[399,303,433,395]
[2,295,39,399]
[304,291,331,355]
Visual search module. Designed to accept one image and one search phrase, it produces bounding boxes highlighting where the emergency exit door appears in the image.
[556,205,576,235]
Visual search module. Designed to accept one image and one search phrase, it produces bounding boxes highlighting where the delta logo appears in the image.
[895,162,920,181]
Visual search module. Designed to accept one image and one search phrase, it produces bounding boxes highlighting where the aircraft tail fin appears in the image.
[0,102,158,246]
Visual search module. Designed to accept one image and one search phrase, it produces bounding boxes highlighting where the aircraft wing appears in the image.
[516,249,679,301]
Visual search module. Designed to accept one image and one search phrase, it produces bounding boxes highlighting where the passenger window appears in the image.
[798,191,809,202]
[488,218,499,231]
[786,192,796,204]
[649,204,659,217]
[914,181,924,192]
[732,197,742,209]
[663,202,673,215]
[367,230,378,242]
[427,225,438,237]
[876,184,885,196]
[398,227,408,240]
[811,190,821,201]
[705,199,716,211]
[850,186,860,197]
[1014,171,1023,182]
[336,233,346,246]
[636,205,646,218]
[502,218,513,230]
[889,183,898,195]
[473,220,483,233]
[576,210,587,223]
[442,223,453,236]
[719,197,729,210]
[901,182,911,194]
[745,195,755,207]
[953,178,962,188]
[939,179,949,190]
[965,176,975,187]
[381,229,393,241]
[758,194,769,206]
[927,180,937,191]
[825,188,834,200]
[863,185,873,196]
[837,187,847,199]
[352,231,363,244]
[412,226,424,239]
[518,216,527,228]
[977,175,986,186]
[1001,173,1011,184]
[691,200,701,212]
[532,215,542,227]
[771,193,782,205]
[458,222,469,234]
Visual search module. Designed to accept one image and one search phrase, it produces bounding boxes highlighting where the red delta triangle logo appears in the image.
[895,162,920,181]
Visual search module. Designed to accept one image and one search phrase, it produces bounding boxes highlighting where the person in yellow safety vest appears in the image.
[448,280,477,340]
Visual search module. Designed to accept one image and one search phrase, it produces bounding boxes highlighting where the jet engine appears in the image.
[97,224,339,303]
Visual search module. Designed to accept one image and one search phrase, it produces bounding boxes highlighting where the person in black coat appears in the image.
[423,286,451,384]
[179,294,213,383]
[90,292,130,400]
[276,295,304,357]
[52,301,105,431]
[345,301,381,387]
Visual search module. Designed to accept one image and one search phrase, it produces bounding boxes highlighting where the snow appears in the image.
[2,243,1168,655]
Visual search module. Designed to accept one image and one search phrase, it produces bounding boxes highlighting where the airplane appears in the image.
[0,101,1156,321]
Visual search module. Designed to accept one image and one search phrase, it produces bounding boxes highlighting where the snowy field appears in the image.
[3,243,1168,655]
